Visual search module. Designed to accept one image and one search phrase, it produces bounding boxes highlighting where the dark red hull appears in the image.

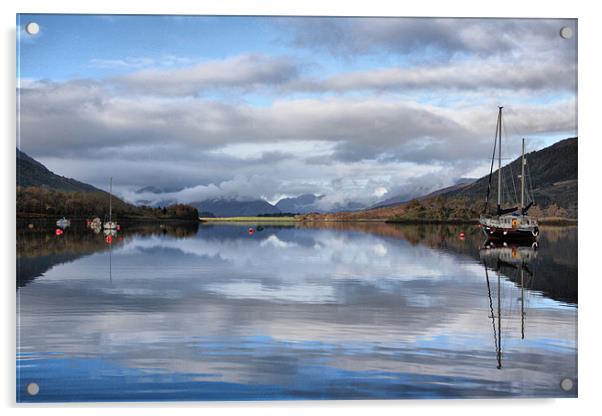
[481,225,539,241]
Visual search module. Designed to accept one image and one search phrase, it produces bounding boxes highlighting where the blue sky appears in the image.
[17,15,577,208]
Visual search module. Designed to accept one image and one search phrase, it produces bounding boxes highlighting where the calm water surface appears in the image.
[16,222,577,402]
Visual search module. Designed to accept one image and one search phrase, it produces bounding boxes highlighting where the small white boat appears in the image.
[56,217,71,228]
[103,221,117,230]
[90,217,102,229]
[103,177,119,231]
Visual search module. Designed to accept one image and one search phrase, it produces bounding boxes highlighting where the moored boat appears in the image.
[56,217,71,229]
[479,107,539,242]
[103,177,119,231]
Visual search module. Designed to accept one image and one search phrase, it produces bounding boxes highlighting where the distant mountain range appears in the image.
[19,137,576,221]
[191,194,367,217]
[275,194,324,213]
[191,198,281,217]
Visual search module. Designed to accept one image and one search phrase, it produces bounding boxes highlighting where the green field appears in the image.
[199,216,297,222]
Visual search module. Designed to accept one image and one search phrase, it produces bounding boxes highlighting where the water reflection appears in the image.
[16,222,577,401]
[480,241,538,369]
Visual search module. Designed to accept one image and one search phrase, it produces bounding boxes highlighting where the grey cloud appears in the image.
[21,83,477,159]
[283,17,576,60]
[21,76,575,207]
[112,54,300,96]
[310,59,576,93]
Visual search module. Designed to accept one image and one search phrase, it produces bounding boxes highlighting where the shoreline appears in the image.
[299,217,578,226]
[17,215,200,225]
[17,214,578,227]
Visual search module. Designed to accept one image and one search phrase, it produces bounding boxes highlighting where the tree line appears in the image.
[17,186,199,221]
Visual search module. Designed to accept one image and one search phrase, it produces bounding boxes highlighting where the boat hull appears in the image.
[480,224,539,241]
[103,221,117,230]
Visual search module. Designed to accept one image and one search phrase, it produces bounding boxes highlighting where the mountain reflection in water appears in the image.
[17,222,577,402]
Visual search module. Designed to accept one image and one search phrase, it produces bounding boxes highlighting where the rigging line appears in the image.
[525,157,537,204]
[503,170,512,207]
[484,115,500,214]
[500,114,519,206]
[507,159,519,206]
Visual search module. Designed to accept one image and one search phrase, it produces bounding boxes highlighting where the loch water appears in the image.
[16,221,577,402]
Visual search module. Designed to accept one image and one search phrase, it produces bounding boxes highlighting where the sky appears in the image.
[17,15,577,208]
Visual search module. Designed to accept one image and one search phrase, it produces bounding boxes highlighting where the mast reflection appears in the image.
[480,239,538,369]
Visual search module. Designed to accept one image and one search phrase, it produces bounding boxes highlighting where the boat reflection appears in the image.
[480,239,537,369]
[16,221,200,288]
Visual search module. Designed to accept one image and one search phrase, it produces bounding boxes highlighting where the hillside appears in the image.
[16,149,199,221]
[17,148,103,193]
[298,138,577,222]
[446,138,577,216]
[372,178,476,209]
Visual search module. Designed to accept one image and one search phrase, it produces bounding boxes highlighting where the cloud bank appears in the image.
[18,16,577,209]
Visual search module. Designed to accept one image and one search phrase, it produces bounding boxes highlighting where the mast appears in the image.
[109,177,112,222]
[497,107,503,216]
[521,138,525,212]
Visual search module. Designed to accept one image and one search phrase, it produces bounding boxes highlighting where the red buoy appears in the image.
[105,235,113,244]
[55,228,63,236]
[459,232,465,241]
[248,227,255,235]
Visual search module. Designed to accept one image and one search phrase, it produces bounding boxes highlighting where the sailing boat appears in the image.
[479,107,539,241]
[103,177,118,231]
[56,217,71,229]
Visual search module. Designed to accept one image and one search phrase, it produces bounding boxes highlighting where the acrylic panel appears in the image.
[16,14,578,402]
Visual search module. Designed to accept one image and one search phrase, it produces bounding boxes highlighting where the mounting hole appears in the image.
[560,378,574,392]
[26,382,39,396]
[560,26,573,39]
[25,22,40,35]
